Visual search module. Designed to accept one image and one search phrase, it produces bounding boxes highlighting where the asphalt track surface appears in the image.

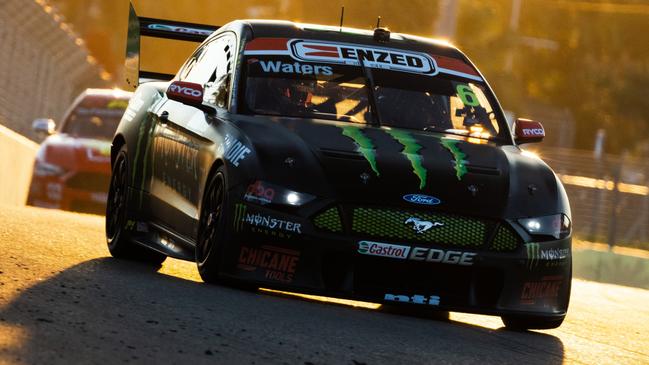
[0,205,647,364]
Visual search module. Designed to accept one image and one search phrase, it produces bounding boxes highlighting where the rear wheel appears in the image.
[196,167,228,283]
[501,314,565,330]
[106,145,166,265]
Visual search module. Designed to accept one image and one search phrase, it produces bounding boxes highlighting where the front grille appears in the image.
[66,172,110,192]
[313,207,344,233]
[351,207,489,248]
[311,205,522,252]
[491,224,522,251]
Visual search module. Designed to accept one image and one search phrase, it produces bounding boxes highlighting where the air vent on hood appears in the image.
[466,165,501,176]
[319,148,365,160]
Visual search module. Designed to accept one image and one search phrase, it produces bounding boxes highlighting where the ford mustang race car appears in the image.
[107,3,572,330]
[28,89,132,214]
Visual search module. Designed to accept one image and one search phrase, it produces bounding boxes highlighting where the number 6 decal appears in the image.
[456,84,480,107]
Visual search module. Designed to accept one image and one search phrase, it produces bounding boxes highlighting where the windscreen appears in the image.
[61,98,129,140]
[242,38,505,140]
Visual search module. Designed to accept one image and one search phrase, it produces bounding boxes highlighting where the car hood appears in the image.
[38,134,112,172]
[233,116,566,219]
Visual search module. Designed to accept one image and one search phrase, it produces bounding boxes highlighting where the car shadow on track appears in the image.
[0,257,565,364]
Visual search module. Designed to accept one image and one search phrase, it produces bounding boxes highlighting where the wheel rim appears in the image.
[106,157,127,241]
[198,173,225,265]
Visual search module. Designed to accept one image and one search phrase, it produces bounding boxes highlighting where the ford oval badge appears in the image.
[403,194,441,206]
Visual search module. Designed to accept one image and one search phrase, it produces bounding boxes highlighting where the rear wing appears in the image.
[125,1,219,89]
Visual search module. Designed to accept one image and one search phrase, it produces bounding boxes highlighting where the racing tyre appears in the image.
[106,145,166,265]
[196,166,228,283]
[501,314,565,330]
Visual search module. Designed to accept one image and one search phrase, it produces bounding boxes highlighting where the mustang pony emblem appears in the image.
[404,217,443,234]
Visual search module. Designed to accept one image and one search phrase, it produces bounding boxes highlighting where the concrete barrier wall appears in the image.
[0,0,105,139]
[0,124,38,206]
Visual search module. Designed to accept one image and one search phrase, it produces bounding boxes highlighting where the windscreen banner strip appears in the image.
[244,38,483,82]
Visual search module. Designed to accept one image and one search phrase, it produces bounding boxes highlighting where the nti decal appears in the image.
[385,129,427,189]
[440,138,468,181]
[288,39,439,76]
[237,245,300,283]
[222,135,251,167]
[520,275,563,305]
[384,293,440,306]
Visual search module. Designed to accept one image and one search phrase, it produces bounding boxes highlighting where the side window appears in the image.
[204,35,235,109]
[178,46,206,81]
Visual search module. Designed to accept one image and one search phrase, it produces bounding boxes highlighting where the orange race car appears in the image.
[27,89,132,215]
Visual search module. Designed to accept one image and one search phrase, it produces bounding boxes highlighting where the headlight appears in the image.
[518,214,571,240]
[34,160,66,177]
[244,180,315,207]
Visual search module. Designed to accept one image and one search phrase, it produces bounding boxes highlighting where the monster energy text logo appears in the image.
[441,138,468,181]
[525,242,540,269]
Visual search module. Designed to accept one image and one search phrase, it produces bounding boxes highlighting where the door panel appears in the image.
[150,99,211,240]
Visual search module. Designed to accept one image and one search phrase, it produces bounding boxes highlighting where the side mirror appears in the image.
[32,118,56,139]
[166,81,205,108]
[514,118,545,144]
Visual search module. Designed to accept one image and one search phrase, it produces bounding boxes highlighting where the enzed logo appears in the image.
[525,242,540,269]
[404,217,443,234]
[288,39,438,76]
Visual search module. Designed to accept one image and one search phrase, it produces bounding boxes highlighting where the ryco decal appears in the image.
[237,245,300,283]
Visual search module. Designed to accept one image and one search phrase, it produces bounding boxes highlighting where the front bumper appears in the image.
[221,199,572,318]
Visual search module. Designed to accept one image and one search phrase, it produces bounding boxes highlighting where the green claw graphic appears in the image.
[441,138,468,180]
[341,126,379,176]
[385,129,427,189]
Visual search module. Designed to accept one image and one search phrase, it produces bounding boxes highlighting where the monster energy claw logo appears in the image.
[234,204,247,232]
[525,242,540,269]
[386,129,427,189]
[441,138,468,181]
[341,126,379,176]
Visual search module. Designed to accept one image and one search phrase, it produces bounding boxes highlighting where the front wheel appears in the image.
[196,167,228,283]
[106,145,166,265]
[501,314,565,330]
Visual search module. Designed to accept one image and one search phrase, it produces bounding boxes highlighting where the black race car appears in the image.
[107,3,572,330]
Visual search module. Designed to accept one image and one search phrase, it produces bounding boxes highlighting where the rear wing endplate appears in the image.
[125,2,219,89]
